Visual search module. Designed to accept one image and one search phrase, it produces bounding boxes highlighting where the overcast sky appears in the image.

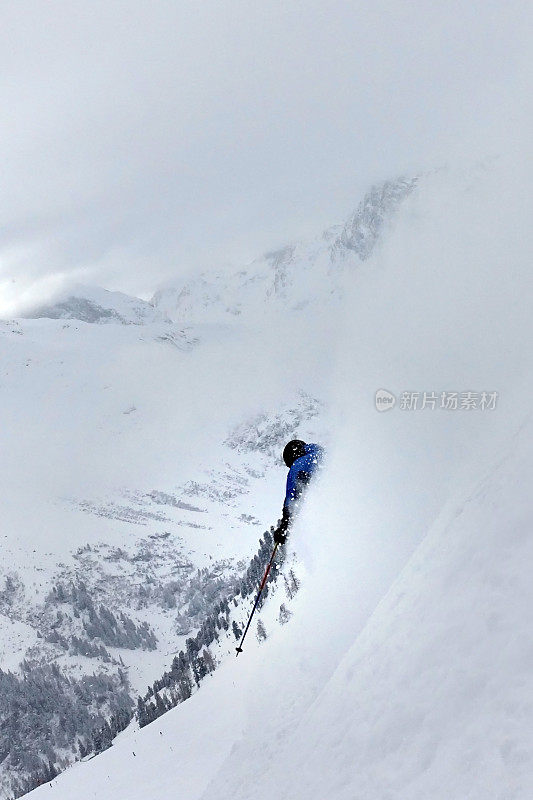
[0,0,531,313]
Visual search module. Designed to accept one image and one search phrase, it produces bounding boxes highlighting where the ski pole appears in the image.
[236,542,279,655]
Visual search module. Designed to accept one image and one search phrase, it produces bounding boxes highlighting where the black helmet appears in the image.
[283,439,307,467]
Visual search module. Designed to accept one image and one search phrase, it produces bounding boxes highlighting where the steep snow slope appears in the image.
[200,159,533,800]
[27,160,533,800]
[266,424,533,800]
[29,421,533,800]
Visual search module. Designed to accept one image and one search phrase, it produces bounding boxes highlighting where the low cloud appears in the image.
[1,0,531,315]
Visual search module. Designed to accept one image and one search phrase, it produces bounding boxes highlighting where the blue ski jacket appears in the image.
[283,443,324,513]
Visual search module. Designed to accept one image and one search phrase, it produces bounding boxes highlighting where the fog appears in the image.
[1,0,531,315]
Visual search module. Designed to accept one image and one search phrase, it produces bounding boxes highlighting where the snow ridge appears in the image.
[152,177,416,324]
[23,285,167,326]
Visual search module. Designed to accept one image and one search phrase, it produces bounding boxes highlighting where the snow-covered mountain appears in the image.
[152,177,417,324]
[0,299,326,794]
[3,175,396,796]
[2,163,532,800]
[24,285,167,327]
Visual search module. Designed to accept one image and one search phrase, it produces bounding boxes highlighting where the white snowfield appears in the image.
[26,159,533,800]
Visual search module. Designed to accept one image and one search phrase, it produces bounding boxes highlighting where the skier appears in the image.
[273,439,324,544]
[235,439,324,654]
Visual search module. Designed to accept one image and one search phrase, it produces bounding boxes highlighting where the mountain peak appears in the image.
[151,177,417,324]
[23,284,167,326]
